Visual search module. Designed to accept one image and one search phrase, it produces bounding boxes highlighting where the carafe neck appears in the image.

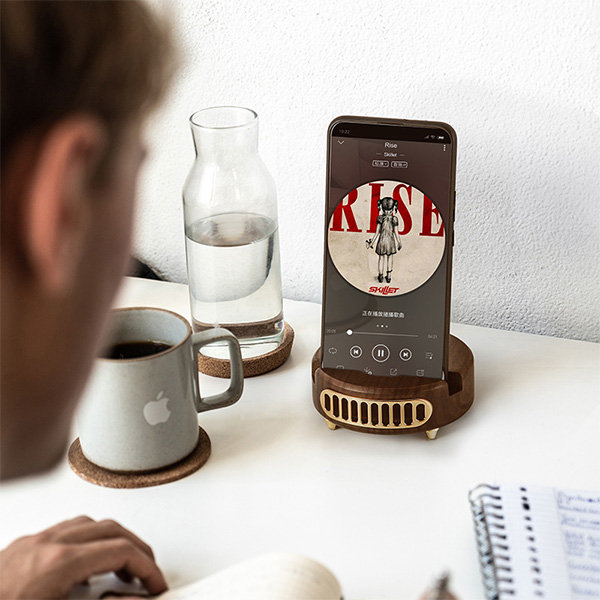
[190,107,259,159]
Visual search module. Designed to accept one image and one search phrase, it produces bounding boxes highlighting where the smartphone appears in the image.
[321,116,456,379]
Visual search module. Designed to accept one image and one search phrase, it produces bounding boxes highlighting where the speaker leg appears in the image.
[425,428,439,440]
[325,419,339,430]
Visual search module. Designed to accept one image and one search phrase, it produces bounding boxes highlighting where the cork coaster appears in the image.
[68,427,211,489]
[198,321,294,378]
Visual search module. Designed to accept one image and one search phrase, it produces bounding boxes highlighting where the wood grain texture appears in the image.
[68,427,211,488]
[311,335,474,435]
[198,321,294,378]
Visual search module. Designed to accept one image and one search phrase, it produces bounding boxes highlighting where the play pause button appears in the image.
[400,348,412,361]
[372,344,390,362]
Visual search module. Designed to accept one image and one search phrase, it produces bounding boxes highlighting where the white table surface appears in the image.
[1,277,599,599]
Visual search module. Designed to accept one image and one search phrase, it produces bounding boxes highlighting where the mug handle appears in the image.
[191,328,244,413]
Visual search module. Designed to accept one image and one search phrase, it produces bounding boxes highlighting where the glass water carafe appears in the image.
[183,107,284,359]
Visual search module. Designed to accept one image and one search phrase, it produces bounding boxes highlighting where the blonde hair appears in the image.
[1,0,174,166]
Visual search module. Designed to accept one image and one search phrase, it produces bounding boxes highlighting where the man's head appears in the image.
[1,1,173,478]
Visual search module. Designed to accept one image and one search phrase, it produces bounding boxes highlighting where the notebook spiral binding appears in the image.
[469,484,515,600]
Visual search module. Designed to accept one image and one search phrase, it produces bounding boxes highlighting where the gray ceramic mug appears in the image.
[78,307,243,472]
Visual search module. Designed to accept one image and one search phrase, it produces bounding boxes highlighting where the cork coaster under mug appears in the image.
[68,426,211,489]
[198,321,294,378]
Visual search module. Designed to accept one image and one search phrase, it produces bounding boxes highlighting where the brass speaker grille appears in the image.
[319,389,433,429]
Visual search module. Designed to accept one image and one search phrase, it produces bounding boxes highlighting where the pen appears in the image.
[418,571,459,600]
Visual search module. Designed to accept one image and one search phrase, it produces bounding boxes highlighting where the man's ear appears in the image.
[23,116,108,294]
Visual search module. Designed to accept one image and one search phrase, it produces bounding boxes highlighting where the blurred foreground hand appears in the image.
[0,516,167,599]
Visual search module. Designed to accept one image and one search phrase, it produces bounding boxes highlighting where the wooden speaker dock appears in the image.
[311,335,474,439]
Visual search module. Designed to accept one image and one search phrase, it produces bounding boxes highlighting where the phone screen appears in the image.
[321,119,455,378]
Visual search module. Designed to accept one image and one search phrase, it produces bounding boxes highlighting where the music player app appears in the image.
[322,121,454,378]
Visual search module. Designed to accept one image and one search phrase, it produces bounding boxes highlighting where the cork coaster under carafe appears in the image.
[68,427,211,489]
[197,321,294,378]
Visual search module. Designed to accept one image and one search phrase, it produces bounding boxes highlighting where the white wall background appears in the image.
[137,0,599,342]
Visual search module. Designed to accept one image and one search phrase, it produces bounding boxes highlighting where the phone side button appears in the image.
[453,190,456,220]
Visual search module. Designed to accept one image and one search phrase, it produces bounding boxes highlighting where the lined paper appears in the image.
[474,484,600,600]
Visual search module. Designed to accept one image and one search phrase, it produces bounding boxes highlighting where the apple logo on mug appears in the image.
[143,391,172,426]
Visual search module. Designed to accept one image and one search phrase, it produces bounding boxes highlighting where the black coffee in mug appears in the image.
[104,340,171,360]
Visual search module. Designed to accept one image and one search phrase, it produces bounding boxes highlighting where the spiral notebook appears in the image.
[469,483,600,600]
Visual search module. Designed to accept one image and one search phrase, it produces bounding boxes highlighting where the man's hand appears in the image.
[0,516,168,599]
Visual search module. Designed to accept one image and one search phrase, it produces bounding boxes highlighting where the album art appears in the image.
[328,180,445,297]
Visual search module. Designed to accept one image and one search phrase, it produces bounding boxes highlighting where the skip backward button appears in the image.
[350,345,363,358]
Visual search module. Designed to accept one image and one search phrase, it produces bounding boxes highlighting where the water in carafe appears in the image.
[186,212,283,357]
